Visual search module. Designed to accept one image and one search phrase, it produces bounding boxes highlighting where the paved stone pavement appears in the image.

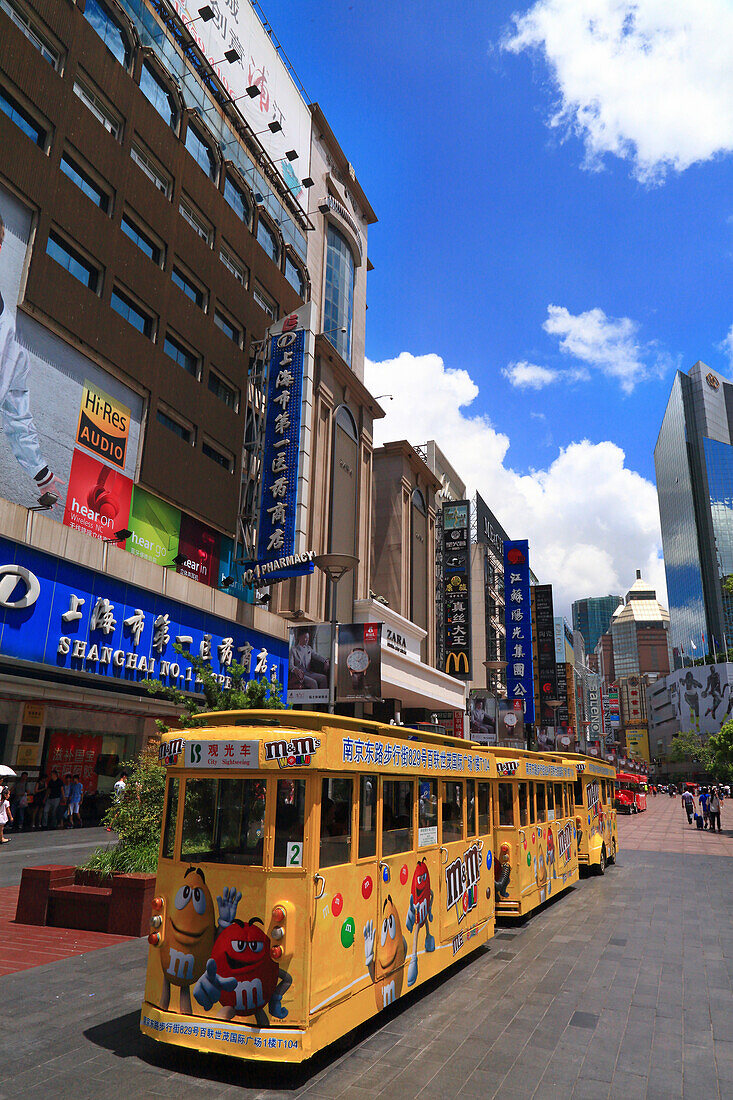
[0,799,731,1099]
[617,790,733,856]
[0,826,116,889]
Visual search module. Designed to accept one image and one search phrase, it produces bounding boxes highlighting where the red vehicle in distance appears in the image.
[616,772,647,814]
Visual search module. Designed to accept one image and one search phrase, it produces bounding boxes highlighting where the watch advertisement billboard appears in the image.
[503,540,535,723]
[0,183,142,517]
[442,500,472,680]
[287,624,331,705]
[337,622,382,702]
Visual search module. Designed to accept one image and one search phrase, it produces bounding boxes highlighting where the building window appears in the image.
[139,61,177,129]
[157,408,193,444]
[110,286,154,338]
[1,0,60,68]
[0,85,47,147]
[185,121,217,180]
[213,309,241,347]
[131,142,172,197]
[253,284,277,320]
[202,439,233,472]
[121,211,163,265]
[83,0,129,69]
[219,246,246,286]
[284,252,305,297]
[46,230,99,292]
[179,197,212,245]
[208,370,239,411]
[60,153,110,212]
[73,79,120,137]
[171,264,205,309]
[324,223,354,365]
[164,332,199,378]
[256,215,279,263]
[223,173,250,223]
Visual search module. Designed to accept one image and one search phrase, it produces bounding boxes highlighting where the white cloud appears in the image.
[503,361,559,389]
[543,304,667,393]
[503,0,733,183]
[719,323,733,367]
[365,350,667,619]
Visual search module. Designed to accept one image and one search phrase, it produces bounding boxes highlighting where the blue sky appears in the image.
[263,0,733,613]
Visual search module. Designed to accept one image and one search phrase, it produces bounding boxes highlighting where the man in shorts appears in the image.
[68,774,84,828]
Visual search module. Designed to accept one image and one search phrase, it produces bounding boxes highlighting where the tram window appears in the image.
[467,781,476,836]
[359,775,377,859]
[161,777,179,859]
[518,782,528,827]
[478,782,491,833]
[383,780,414,855]
[273,778,306,867]
[536,782,546,821]
[547,782,555,821]
[418,778,438,846]
[566,784,571,816]
[573,778,584,806]
[181,778,266,865]
[498,783,514,826]
[554,784,563,816]
[442,782,464,843]
[320,777,352,867]
[528,781,536,824]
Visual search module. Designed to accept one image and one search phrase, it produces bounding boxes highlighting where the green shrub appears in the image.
[81,748,165,875]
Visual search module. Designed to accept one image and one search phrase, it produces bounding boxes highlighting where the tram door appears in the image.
[516,780,538,899]
[439,780,475,942]
[311,775,358,1010]
[377,778,414,1007]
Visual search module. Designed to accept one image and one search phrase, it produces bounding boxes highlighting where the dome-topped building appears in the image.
[611,570,672,678]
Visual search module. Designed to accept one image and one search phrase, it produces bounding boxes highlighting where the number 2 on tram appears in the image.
[141,712,497,1063]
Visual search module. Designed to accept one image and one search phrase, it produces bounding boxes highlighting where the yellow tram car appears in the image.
[563,754,618,873]
[141,711,498,1063]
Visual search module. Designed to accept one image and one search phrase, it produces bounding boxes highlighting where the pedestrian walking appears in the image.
[681,788,695,824]
[59,773,72,828]
[29,775,47,829]
[68,774,84,828]
[43,769,63,829]
[0,785,12,843]
[708,788,722,833]
[10,771,29,832]
[699,788,710,829]
[113,771,127,800]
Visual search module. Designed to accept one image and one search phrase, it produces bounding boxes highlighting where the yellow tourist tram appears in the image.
[140,712,619,1063]
[563,754,618,873]
[141,711,497,1063]
[491,748,580,917]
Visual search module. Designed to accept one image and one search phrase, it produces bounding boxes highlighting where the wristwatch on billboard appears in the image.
[346,647,370,690]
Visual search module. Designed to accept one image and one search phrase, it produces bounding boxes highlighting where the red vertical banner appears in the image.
[45,731,101,793]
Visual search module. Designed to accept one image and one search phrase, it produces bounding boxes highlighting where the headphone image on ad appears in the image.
[87,464,120,523]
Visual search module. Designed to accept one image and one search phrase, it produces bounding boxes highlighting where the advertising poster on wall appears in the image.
[287,624,331,704]
[127,485,181,568]
[337,623,382,702]
[503,540,535,723]
[626,728,651,762]
[442,500,472,679]
[498,700,525,744]
[63,450,133,546]
[667,661,733,736]
[45,730,102,793]
[468,690,497,744]
[177,513,220,587]
[0,183,142,515]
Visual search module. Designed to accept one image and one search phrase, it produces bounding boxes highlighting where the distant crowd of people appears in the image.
[679,784,728,832]
[0,770,87,842]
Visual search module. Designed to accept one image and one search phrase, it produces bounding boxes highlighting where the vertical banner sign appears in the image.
[257,314,304,568]
[585,672,602,745]
[337,622,382,701]
[534,584,557,728]
[442,501,472,680]
[435,505,445,672]
[503,540,535,723]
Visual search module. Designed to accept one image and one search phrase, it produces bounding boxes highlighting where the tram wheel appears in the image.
[596,846,606,876]
[608,840,617,865]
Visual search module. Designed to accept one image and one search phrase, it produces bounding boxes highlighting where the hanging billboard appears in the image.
[127,485,181,568]
[442,500,472,680]
[533,584,557,728]
[337,622,382,702]
[287,624,331,705]
[167,0,312,199]
[0,182,143,516]
[503,540,535,723]
[468,690,497,744]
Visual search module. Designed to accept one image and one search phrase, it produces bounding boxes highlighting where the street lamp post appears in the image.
[545,698,563,748]
[314,554,359,714]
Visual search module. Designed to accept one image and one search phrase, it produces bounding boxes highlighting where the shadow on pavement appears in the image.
[83,948,490,1092]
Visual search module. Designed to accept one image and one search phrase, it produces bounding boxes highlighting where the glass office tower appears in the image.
[654,361,733,663]
[572,595,623,656]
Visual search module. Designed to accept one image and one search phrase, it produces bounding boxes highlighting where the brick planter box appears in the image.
[16,865,156,936]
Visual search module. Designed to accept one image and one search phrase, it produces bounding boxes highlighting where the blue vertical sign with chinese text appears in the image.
[257,314,305,567]
[503,540,535,723]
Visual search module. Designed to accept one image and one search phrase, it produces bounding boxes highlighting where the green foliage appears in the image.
[707,720,733,784]
[140,642,287,732]
[81,749,165,875]
[668,730,710,768]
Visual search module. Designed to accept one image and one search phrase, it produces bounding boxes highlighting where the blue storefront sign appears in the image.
[503,540,535,724]
[0,535,287,695]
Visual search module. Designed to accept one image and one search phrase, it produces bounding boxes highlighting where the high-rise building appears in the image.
[572,595,623,656]
[655,360,733,662]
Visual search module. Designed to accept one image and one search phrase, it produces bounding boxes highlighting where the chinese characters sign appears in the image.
[533,584,557,729]
[442,500,472,680]
[257,313,305,570]
[503,540,535,723]
[185,740,259,769]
